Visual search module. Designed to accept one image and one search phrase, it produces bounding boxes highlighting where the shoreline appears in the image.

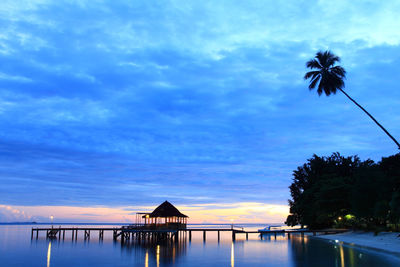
[313,231,400,255]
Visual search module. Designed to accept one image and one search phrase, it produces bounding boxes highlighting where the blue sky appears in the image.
[0,0,399,222]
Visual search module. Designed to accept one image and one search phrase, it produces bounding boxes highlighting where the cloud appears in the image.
[0,72,32,83]
[0,1,399,221]
[0,205,32,222]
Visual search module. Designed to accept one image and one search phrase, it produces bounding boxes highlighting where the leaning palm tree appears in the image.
[304,50,400,149]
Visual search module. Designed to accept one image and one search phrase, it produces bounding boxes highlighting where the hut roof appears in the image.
[148,201,188,218]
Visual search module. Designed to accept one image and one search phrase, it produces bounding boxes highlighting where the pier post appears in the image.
[274,232,277,239]
[99,230,104,240]
[246,233,248,240]
[189,230,191,241]
[232,231,236,242]
[58,228,61,239]
[31,228,33,239]
[301,232,304,238]
[75,229,78,240]
[218,231,220,242]
[36,229,39,239]
[287,233,290,239]
[63,230,65,240]
[203,231,206,242]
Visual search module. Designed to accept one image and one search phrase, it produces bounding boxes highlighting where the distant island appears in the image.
[0,222,37,225]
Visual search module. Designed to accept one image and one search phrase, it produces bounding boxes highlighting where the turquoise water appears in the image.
[0,224,399,266]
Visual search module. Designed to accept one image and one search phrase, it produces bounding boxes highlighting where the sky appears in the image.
[0,0,399,223]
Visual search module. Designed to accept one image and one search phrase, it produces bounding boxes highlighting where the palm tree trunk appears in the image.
[338,88,400,150]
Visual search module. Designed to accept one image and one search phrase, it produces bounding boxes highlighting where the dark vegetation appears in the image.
[293,51,400,231]
[285,152,400,231]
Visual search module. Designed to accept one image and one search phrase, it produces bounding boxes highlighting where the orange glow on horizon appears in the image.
[1,202,289,224]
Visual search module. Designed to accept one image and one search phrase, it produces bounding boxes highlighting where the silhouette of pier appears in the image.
[31,226,347,242]
[31,202,347,242]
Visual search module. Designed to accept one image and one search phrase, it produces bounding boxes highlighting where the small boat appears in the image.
[258,225,284,233]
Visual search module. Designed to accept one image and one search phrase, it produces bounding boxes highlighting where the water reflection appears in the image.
[339,244,345,267]
[46,241,51,267]
[260,232,286,241]
[290,235,399,267]
[36,234,400,267]
[157,245,160,267]
[11,225,400,267]
[230,242,234,267]
[121,237,187,266]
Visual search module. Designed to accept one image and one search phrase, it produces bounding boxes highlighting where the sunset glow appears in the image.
[1,203,288,224]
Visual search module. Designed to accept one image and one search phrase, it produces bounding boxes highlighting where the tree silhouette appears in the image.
[304,50,400,150]
[286,152,400,229]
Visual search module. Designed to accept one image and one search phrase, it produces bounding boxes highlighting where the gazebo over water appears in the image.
[139,201,188,229]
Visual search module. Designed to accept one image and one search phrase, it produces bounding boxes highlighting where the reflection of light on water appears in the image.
[46,241,52,267]
[145,250,148,267]
[156,245,160,267]
[172,245,175,264]
[339,245,345,267]
[230,242,234,267]
[349,247,354,266]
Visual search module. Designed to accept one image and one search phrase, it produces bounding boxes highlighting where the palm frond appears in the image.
[317,75,326,96]
[325,51,340,67]
[304,70,320,80]
[316,50,340,68]
[315,51,327,67]
[306,59,322,69]
[305,50,346,97]
[324,86,334,96]
[309,75,320,90]
[330,66,346,78]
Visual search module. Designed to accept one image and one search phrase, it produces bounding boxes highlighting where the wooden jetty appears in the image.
[31,226,348,242]
[30,202,347,242]
[31,226,182,243]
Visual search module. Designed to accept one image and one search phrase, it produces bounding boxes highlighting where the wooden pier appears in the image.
[31,226,181,243]
[31,226,348,242]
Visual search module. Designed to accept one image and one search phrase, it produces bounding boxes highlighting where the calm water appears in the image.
[0,224,399,267]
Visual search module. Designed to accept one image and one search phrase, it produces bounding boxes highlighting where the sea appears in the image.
[0,223,399,267]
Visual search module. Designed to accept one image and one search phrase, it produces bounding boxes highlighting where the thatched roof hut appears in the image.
[142,201,188,226]
[149,201,188,218]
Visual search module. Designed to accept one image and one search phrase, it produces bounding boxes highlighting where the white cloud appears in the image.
[0,72,33,82]
[0,205,32,222]
[1,1,400,58]
[0,93,112,124]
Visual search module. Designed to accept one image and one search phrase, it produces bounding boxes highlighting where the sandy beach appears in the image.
[315,231,400,254]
